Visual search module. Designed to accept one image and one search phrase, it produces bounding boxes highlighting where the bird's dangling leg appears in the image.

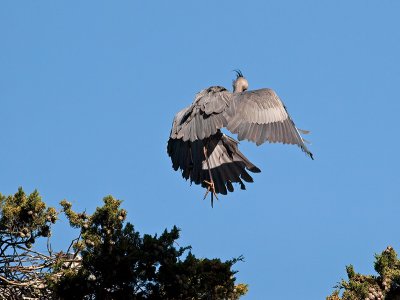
[202,146,218,207]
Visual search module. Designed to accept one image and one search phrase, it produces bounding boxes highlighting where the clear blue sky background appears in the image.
[1,1,400,299]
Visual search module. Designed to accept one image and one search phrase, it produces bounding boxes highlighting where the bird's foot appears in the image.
[203,180,218,206]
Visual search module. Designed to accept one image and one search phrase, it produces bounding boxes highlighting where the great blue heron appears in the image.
[167,70,313,206]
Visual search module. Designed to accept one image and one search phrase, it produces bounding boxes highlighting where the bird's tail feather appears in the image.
[167,132,261,201]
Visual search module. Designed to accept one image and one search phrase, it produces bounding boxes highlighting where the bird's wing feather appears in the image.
[169,86,232,142]
[225,88,313,159]
[167,132,260,199]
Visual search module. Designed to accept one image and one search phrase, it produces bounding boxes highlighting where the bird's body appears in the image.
[167,71,312,205]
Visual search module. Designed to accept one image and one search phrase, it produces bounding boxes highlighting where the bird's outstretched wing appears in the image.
[167,131,260,196]
[224,88,313,159]
[170,86,232,142]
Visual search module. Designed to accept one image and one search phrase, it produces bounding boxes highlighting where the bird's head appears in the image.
[232,70,249,93]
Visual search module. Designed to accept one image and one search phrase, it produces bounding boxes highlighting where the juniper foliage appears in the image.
[0,188,247,300]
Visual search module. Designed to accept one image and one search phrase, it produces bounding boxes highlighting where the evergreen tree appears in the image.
[327,246,400,300]
[0,188,247,300]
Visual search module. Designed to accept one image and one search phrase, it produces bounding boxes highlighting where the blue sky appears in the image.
[1,1,400,299]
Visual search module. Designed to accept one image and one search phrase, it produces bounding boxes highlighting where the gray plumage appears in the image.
[170,86,230,142]
[167,131,260,196]
[167,71,313,205]
[225,88,313,156]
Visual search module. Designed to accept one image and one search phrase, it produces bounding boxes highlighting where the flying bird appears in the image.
[167,70,313,206]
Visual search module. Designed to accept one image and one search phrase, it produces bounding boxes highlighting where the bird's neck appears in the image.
[233,86,245,93]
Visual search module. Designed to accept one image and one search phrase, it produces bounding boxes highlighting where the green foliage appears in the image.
[374,246,400,278]
[0,188,247,299]
[0,187,57,248]
[54,195,246,299]
[0,188,58,298]
[346,265,355,279]
[327,246,400,300]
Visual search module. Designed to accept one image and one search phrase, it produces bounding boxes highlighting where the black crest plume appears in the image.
[233,69,243,78]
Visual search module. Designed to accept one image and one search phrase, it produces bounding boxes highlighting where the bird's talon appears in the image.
[202,180,219,202]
